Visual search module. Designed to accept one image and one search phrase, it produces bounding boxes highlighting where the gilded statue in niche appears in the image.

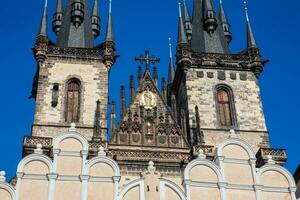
[140,90,157,109]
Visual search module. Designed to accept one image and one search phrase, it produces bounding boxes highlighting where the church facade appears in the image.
[0,0,297,200]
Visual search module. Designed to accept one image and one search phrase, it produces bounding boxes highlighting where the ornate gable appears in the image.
[110,70,189,149]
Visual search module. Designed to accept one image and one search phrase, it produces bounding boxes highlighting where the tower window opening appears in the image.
[66,79,81,123]
[215,86,237,127]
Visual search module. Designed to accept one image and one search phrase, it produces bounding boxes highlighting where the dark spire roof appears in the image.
[91,0,101,38]
[92,0,99,17]
[52,0,63,35]
[56,0,94,48]
[219,0,232,43]
[37,0,48,37]
[191,0,230,54]
[219,0,227,24]
[105,0,114,42]
[177,2,188,44]
[168,38,175,85]
[244,1,257,48]
[182,0,191,23]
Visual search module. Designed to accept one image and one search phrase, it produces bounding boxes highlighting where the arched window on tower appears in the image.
[215,85,237,127]
[66,79,81,123]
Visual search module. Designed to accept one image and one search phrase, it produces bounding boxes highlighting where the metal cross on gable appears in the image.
[135,50,160,71]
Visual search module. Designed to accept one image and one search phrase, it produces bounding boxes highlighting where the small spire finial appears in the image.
[34,144,43,154]
[98,146,106,157]
[220,0,222,4]
[148,161,156,172]
[244,1,249,22]
[178,2,182,18]
[168,37,173,59]
[109,0,112,14]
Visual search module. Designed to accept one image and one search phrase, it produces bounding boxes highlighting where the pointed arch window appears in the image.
[66,79,81,123]
[215,85,237,127]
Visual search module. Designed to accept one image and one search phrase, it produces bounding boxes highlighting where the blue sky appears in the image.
[0,0,299,179]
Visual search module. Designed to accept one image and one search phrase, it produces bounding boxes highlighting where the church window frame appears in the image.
[214,84,238,128]
[65,78,82,123]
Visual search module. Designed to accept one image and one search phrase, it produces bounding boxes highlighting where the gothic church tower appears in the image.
[169,0,269,153]
[31,0,116,142]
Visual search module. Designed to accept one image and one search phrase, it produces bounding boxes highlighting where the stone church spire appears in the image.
[177,2,188,44]
[37,0,48,37]
[168,38,175,86]
[244,1,257,48]
[105,0,114,42]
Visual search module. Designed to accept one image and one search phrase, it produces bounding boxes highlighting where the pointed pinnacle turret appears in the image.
[138,66,143,87]
[105,0,114,42]
[52,0,63,35]
[203,0,218,34]
[244,1,256,48]
[91,0,101,38]
[182,0,192,41]
[120,85,126,120]
[38,0,48,37]
[178,2,188,44]
[93,100,102,142]
[168,38,175,85]
[129,75,135,104]
[219,0,232,43]
[110,101,117,132]
[182,0,191,24]
[153,67,158,87]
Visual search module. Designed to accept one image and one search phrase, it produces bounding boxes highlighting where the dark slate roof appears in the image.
[56,0,94,48]
[191,0,230,54]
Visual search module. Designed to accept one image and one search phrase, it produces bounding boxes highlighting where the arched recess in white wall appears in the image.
[83,156,121,200]
[52,131,88,151]
[83,156,120,176]
[257,164,296,187]
[216,137,258,199]
[184,159,223,181]
[16,154,54,200]
[0,182,16,200]
[119,179,145,200]
[257,164,297,200]
[160,179,187,200]
[183,159,222,200]
[216,138,256,159]
[17,154,54,173]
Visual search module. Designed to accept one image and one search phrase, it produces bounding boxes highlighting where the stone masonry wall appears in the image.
[32,56,108,140]
[185,68,268,151]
